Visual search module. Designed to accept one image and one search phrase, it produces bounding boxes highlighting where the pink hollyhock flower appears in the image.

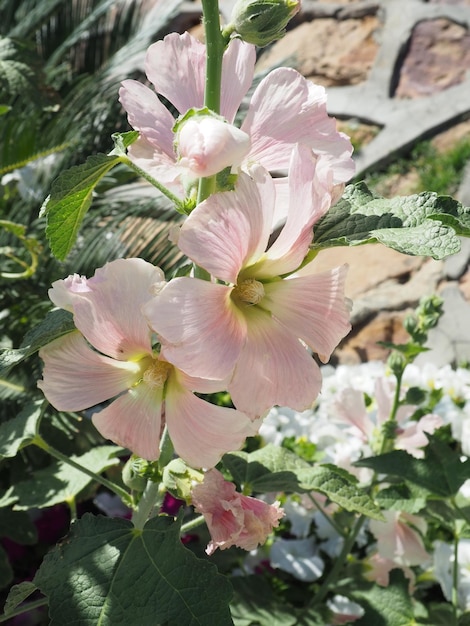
[119,32,354,207]
[369,511,430,569]
[191,468,284,554]
[144,146,351,417]
[37,258,259,467]
[333,378,443,457]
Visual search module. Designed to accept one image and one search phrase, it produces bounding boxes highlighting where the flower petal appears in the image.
[143,277,245,379]
[145,33,205,114]
[229,307,322,417]
[178,168,274,283]
[263,265,351,361]
[119,79,175,158]
[253,145,334,277]
[242,68,354,182]
[92,383,163,460]
[165,374,260,468]
[38,332,141,411]
[67,258,164,360]
[221,39,256,123]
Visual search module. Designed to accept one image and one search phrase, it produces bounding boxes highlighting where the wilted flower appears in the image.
[191,468,284,554]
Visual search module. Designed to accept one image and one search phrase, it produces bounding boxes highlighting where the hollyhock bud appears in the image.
[228,0,300,47]
[191,468,284,555]
[174,110,250,178]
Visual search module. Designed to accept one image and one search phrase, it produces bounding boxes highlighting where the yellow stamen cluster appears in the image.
[234,278,265,305]
[142,359,172,389]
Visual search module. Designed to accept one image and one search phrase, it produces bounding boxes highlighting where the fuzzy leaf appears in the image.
[9,446,121,509]
[223,445,383,520]
[350,570,416,626]
[375,484,427,514]
[3,581,39,615]
[313,182,468,259]
[34,513,233,625]
[230,577,307,626]
[0,309,75,377]
[44,153,122,260]
[0,400,43,459]
[356,438,470,498]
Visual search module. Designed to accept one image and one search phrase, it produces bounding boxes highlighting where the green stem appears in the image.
[180,515,206,534]
[307,493,346,538]
[33,435,133,506]
[0,598,49,623]
[120,156,187,213]
[309,514,365,610]
[197,0,226,206]
[131,480,163,530]
[452,534,460,617]
[158,425,175,471]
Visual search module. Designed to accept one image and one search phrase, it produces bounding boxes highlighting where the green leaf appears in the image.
[223,445,383,520]
[9,446,121,509]
[356,438,470,498]
[230,577,300,626]
[0,400,43,459]
[44,153,122,260]
[350,569,416,626]
[34,513,233,625]
[375,484,427,514]
[3,581,38,615]
[109,130,139,155]
[313,182,468,259]
[0,309,75,377]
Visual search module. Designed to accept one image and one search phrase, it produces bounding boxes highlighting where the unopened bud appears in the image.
[174,108,250,178]
[228,0,300,47]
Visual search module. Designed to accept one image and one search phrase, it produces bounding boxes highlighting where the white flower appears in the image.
[270,537,324,582]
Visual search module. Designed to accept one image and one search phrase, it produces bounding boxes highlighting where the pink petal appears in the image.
[242,68,354,182]
[143,277,245,379]
[92,383,163,460]
[38,333,142,411]
[177,116,250,178]
[253,146,333,277]
[145,33,205,114]
[126,134,184,189]
[119,79,175,158]
[397,413,443,458]
[263,265,351,361]
[333,388,372,441]
[178,168,274,283]
[165,374,260,468]
[68,258,164,361]
[221,39,256,123]
[229,307,322,417]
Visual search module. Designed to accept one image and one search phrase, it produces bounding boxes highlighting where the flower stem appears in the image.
[309,514,365,610]
[131,480,163,530]
[33,435,133,507]
[120,156,187,213]
[180,514,206,534]
[307,493,347,538]
[197,0,225,205]
[0,598,48,623]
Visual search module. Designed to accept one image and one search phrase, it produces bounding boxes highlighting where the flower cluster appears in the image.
[36,28,355,559]
[38,32,353,473]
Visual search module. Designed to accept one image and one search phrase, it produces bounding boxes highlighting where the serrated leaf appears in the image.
[34,513,233,625]
[356,438,470,498]
[350,569,416,626]
[0,309,75,377]
[375,484,427,514]
[45,153,122,260]
[313,182,468,259]
[0,400,43,459]
[223,445,383,520]
[10,446,121,509]
[3,581,38,615]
